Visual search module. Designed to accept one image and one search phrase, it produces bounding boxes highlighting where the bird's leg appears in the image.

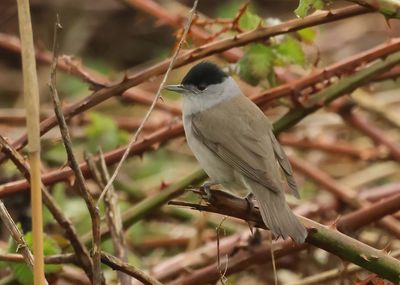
[245,192,256,213]
[200,182,219,201]
[244,192,260,238]
[247,228,262,247]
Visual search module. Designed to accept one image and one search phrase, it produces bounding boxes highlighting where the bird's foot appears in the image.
[230,228,262,257]
[200,182,219,202]
[247,228,262,247]
[245,192,257,214]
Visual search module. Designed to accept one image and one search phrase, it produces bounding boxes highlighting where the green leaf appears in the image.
[84,58,113,76]
[85,112,129,152]
[297,28,316,43]
[238,9,261,31]
[215,0,242,18]
[275,37,305,65]
[239,44,275,85]
[295,0,324,18]
[8,232,62,284]
[43,143,67,165]
[58,74,87,98]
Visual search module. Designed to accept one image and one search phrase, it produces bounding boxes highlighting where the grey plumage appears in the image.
[187,95,307,243]
[167,61,307,243]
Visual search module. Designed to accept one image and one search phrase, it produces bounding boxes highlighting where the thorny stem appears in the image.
[48,16,103,285]
[97,0,199,204]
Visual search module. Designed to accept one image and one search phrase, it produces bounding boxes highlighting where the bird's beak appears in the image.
[164,84,186,93]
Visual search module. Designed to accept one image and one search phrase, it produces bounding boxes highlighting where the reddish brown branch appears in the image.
[167,239,304,285]
[338,191,400,233]
[168,188,400,284]
[101,251,163,285]
[252,38,400,107]
[0,122,184,197]
[360,183,400,202]
[0,5,371,165]
[337,102,400,160]
[0,135,94,280]
[0,33,181,115]
[141,197,336,284]
[123,0,243,62]
[49,20,102,284]
[279,133,384,160]
[289,156,400,237]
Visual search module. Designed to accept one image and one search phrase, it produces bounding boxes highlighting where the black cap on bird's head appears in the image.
[165,61,228,94]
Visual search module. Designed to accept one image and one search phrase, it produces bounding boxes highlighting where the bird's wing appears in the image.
[191,95,283,194]
[269,130,300,198]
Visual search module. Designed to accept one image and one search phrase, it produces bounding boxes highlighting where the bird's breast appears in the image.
[183,114,236,185]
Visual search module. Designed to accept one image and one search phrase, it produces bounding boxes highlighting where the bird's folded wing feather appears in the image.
[190,95,283,194]
[269,130,300,198]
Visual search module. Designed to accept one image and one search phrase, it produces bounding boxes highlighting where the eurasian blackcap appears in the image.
[166,61,307,243]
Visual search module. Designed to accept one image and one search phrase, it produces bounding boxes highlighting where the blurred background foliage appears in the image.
[0,0,399,284]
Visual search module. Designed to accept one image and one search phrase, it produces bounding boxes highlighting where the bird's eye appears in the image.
[197,84,207,91]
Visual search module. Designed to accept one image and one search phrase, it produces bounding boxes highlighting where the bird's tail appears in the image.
[246,178,307,243]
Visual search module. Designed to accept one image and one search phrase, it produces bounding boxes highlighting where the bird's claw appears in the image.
[245,192,256,214]
[247,228,262,247]
[200,182,219,202]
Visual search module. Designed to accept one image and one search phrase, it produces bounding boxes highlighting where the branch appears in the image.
[88,150,131,285]
[145,196,336,284]
[289,251,400,285]
[290,156,400,238]
[100,251,163,285]
[0,251,164,285]
[273,50,400,133]
[48,17,102,285]
[80,169,207,245]
[352,89,400,129]
[279,133,383,160]
[0,253,77,265]
[0,135,94,281]
[167,239,305,285]
[169,188,400,284]
[346,0,400,18]
[122,0,243,61]
[2,46,400,198]
[0,33,181,115]
[97,0,199,204]
[0,200,34,269]
[338,191,400,234]
[252,38,400,108]
[337,101,400,160]
[1,5,370,164]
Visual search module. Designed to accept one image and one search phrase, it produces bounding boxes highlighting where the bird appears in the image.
[165,61,307,243]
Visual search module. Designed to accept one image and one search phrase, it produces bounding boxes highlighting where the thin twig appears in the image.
[216,216,228,285]
[0,134,94,280]
[81,169,206,245]
[101,251,163,285]
[1,5,370,165]
[0,251,166,285]
[279,133,384,160]
[270,233,278,285]
[289,156,400,238]
[89,149,131,285]
[352,89,400,129]
[3,45,400,198]
[0,253,77,265]
[97,0,199,204]
[0,200,34,269]
[48,16,103,285]
[169,189,400,284]
[288,249,400,285]
[337,101,400,160]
